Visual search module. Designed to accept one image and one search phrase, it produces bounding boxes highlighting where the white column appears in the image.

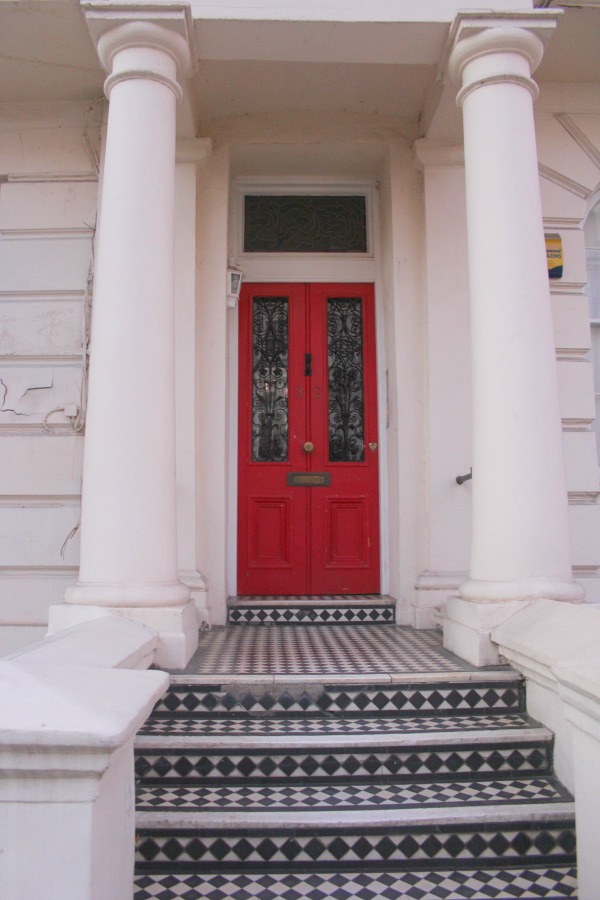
[58,14,197,667]
[444,17,583,664]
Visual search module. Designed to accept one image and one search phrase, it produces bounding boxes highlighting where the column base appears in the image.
[48,601,198,669]
[443,595,530,666]
[460,577,585,604]
[64,580,190,608]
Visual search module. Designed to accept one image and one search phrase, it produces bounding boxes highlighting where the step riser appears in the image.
[155,682,524,717]
[135,741,552,783]
[135,821,576,872]
[228,605,395,625]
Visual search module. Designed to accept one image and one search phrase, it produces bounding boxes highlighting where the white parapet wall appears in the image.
[492,599,600,900]
[0,616,168,900]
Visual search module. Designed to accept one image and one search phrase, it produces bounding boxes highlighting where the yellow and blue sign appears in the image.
[545,233,563,279]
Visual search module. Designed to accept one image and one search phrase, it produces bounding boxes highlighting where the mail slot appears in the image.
[287,472,331,487]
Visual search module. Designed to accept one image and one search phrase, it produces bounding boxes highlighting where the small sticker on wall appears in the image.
[545,233,563,279]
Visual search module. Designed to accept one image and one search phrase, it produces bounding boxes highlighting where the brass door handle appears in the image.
[303,441,314,453]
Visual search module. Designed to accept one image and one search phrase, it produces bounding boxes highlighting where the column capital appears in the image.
[82,2,195,95]
[448,12,560,108]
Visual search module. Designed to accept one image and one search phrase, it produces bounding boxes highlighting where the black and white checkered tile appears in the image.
[135,623,577,896]
[137,776,568,811]
[228,601,395,626]
[134,867,578,899]
[139,710,532,736]
[135,740,551,783]
[153,681,523,717]
[135,819,576,868]
[174,624,473,675]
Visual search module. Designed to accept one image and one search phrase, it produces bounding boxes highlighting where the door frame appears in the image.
[226,178,390,597]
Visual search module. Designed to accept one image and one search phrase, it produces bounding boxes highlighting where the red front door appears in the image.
[237,283,380,595]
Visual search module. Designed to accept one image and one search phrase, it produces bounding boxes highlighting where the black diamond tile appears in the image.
[236,756,257,777]
[352,836,373,859]
[281,838,302,861]
[328,837,349,860]
[533,831,558,855]
[375,836,397,860]
[256,838,278,860]
[258,756,278,776]
[187,838,207,861]
[232,838,254,861]
[465,833,488,857]
[209,838,230,861]
[398,835,420,858]
[173,757,194,777]
[163,838,184,861]
[559,829,577,854]
[304,838,323,860]
[421,835,443,858]
[489,832,512,856]
[444,834,466,858]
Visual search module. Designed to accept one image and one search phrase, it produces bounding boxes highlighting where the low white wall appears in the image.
[0,615,167,900]
[492,599,600,900]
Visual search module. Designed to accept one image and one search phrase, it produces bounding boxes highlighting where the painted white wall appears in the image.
[0,101,99,648]
[535,94,600,601]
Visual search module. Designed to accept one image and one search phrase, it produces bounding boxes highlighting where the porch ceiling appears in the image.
[192,60,435,123]
[0,2,597,129]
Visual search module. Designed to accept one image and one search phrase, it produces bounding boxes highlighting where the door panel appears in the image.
[238,283,379,595]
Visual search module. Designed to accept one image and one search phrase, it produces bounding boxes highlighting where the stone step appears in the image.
[134,864,578,899]
[134,727,553,783]
[152,676,524,718]
[134,804,576,873]
[227,596,396,625]
[138,710,534,737]
[137,774,571,813]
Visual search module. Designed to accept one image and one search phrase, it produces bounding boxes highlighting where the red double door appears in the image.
[238,283,380,595]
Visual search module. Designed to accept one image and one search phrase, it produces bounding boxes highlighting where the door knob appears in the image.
[303,441,314,453]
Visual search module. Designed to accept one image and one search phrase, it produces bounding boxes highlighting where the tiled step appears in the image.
[139,710,534,737]
[228,595,395,625]
[135,729,554,783]
[152,677,524,717]
[135,657,576,899]
[134,865,578,899]
[135,805,576,872]
[137,775,570,812]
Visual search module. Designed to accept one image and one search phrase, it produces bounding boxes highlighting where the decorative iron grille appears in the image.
[252,297,289,462]
[244,195,368,253]
[328,298,365,462]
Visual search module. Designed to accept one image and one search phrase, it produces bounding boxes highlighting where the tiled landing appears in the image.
[135,621,577,899]
[172,623,479,679]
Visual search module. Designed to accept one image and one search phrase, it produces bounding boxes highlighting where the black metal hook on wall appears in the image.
[456,468,472,485]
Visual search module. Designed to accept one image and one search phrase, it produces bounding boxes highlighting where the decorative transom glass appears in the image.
[252,297,289,462]
[244,195,368,254]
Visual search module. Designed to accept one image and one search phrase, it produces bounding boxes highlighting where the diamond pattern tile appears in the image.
[153,682,523,717]
[133,867,577,899]
[134,622,577,896]
[228,602,395,626]
[135,822,576,867]
[135,741,551,783]
[172,624,477,676]
[137,776,568,811]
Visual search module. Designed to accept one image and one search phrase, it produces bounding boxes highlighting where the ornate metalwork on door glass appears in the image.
[328,298,365,462]
[244,195,367,253]
[252,297,289,462]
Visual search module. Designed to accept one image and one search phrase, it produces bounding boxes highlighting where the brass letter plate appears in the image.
[287,472,331,487]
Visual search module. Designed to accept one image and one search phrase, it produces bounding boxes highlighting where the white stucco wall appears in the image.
[1,73,599,639]
[0,101,100,653]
